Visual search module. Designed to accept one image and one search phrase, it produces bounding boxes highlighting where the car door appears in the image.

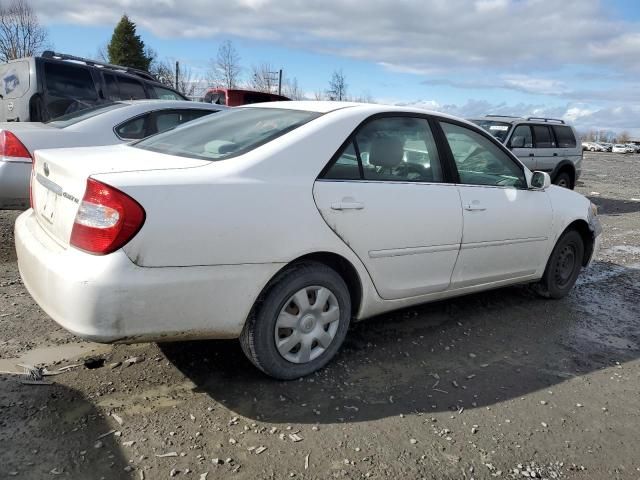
[531,124,558,172]
[313,115,463,300]
[508,124,536,170]
[438,120,553,288]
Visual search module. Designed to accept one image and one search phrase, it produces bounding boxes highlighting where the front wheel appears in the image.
[534,230,584,299]
[240,261,351,380]
[554,172,572,189]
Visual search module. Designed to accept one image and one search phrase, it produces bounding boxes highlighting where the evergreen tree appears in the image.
[107,15,152,71]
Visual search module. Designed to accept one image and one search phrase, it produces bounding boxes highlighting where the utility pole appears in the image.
[175,61,179,91]
[278,69,282,96]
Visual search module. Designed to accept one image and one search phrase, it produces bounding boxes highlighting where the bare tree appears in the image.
[0,0,48,62]
[282,76,304,100]
[313,89,325,101]
[326,69,347,101]
[617,131,631,143]
[250,63,279,93]
[150,57,201,97]
[208,40,241,88]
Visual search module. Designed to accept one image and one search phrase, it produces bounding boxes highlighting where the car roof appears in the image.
[244,100,473,123]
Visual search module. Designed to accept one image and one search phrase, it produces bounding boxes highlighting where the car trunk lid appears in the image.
[31,144,210,247]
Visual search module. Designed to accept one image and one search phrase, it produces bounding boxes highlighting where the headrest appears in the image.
[368,137,404,168]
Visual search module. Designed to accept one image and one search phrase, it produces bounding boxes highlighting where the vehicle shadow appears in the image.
[161,260,640,425]
[0,377,132,479]
[588,196,640,215]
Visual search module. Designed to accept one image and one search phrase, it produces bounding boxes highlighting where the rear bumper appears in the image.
[15,209,283,343]
[0,159,30,209]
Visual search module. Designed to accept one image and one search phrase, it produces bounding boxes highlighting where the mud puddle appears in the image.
[0,342,111,371]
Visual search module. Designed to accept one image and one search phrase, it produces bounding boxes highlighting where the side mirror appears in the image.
[530,171,551,190]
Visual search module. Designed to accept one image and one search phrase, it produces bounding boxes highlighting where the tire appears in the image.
[240,261,351,380]
[554,171,572,189]
[534,230,584,299]
[590,147,595,152]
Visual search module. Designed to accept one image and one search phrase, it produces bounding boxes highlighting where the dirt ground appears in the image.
[1,152,639,480]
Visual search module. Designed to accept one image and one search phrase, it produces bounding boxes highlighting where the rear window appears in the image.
[118,77,147,99]
[552,125,577,148]
[44,62,97,100]
[152,85,183,100]
[134,107,320,161]
[532,125,556,148]
[45,102,126,128]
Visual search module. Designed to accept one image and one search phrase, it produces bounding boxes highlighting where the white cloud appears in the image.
[35,0,640,72]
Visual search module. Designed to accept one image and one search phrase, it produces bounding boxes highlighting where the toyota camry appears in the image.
[15,102,602,379]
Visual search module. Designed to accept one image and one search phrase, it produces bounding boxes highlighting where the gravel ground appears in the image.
[0,152,639,480]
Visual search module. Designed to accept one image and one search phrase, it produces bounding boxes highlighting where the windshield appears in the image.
[45,102,126,128]
[468,120,512,143]
[134,107,321,161]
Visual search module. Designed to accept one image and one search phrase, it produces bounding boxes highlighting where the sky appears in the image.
[33,0,640,136]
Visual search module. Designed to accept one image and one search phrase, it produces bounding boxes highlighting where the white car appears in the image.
[15,102,602,379]
[612,144,628,153]
[0,100,225,209]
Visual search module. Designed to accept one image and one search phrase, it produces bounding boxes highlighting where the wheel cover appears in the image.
[274,286,340,364]
[554,244,577,288]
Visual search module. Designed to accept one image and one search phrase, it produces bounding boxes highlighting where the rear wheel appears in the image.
[240,261,351,380]
[535,230,584,299]
[554,171,572,189]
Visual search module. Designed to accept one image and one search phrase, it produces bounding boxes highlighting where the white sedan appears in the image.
[0,100,225,209]
[15,102,602,379]
[612,144,628,153]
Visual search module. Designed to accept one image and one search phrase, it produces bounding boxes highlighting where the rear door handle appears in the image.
[331,201,364,210]
[529,153,535,157]
[463,204,486,212]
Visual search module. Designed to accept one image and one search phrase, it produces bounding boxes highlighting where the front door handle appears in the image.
[463,204,486,212]
[331,200,364,210]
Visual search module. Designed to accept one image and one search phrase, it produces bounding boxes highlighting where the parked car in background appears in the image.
[0,100,225,209]
[0,51,187,123]
[582,142,606,152]
[203,87,290,106]
[470,116,582,188]
[599,142,613,152]
[612,144,628,153]
[625,143,640,153]
[15,101,601,379]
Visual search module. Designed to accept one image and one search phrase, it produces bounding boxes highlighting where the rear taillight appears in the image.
[0,130,32,161]
[70,178,145,255]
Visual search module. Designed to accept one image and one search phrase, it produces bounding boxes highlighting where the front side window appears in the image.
[552,125,577,148]
[510,124,533,148]
[441,121,526,188]
[44,63,97,100]
[532,125,556,148]
[134,107,320,161]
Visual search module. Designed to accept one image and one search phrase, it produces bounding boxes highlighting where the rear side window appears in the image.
[116,115,149,140]
[44,63,97,100]
[118,77,147,99]
[552,125,577,148]
[134,107,320,161]
[153,109,215,135]
[532,125,556,148]
[323,141,360,180]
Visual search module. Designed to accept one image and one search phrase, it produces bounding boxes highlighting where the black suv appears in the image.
[0,51,187,122]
